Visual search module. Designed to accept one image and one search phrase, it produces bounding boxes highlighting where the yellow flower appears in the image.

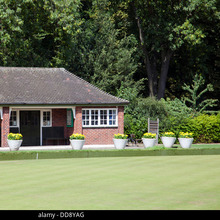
[179,132,193,138]
[70,133,85,140]
[143,132,156,138]
[7,133,23,140]
[114,133,128,139]
[161,132,175,137]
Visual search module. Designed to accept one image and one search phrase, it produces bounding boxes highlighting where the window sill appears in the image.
[82,125,118,128]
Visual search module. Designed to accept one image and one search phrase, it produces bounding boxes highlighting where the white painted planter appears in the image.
[161,137,176,148]
[178,138,194,148]
[142,138,156,148]
[113,139,128,149]
[70,139,85,150]
[7,139,23,151]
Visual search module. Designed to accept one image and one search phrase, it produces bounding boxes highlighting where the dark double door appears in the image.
[20,111,40,146]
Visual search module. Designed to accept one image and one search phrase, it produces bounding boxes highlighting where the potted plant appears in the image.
[69,133,86,150]
[178,132,194,148]
[7,133,23,151]
[142,133,156,148]
[113,133,128,149]
[161,132,176,148]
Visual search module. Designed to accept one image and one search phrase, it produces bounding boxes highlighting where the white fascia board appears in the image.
[0,107,2,119]
[72,107,76,119]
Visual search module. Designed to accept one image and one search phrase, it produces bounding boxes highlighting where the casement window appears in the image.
[91,109,99,126]
[42,110,52,127]
[10,111,18,127]
[67,109,74,127]
[82,109,117,127]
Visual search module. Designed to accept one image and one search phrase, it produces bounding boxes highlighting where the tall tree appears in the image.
[77,0,139,95]
[127,0,219,99]
[0,0,82,67]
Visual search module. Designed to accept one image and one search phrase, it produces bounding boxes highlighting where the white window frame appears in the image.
[82,108,118,127]
[9,110,19,127]
[41,110,52,127]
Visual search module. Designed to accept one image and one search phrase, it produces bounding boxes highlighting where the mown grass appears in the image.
[0,155,220,210]
[0,144,220,161]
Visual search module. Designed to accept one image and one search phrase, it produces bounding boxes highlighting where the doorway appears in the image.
[20,111,40,146]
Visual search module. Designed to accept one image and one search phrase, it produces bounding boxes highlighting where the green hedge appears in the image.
[125,111,220,143]
[179,114,220,143]
[124,96,220,143]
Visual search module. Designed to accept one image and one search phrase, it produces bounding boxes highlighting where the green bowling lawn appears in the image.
[1,155,220,210]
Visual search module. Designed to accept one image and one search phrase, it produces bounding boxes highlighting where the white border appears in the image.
[9,110,19,127]
[82,108,118,128]
[0,107,3,120]
[41,109,52,127]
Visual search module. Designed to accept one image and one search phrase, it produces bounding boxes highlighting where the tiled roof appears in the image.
[0,67,129,105]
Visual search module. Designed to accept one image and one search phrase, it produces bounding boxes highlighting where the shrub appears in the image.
[161,98,194,118]
[160,98,194,132]
[124,97,167,139]
[124,114,148,139]
[123,95,219,143]
[179,113,220,143]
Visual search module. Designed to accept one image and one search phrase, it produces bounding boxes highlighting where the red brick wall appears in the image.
[0,106,125,147]
[74,106,82,134]
[117,106,124,134]
[1,107,10,147]
[83,127,119,145]
[52,109,74,138]
[52,106,125,145]
[81,106,124,145]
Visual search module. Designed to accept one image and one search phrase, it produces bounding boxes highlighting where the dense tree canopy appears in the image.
[0,0,219,108]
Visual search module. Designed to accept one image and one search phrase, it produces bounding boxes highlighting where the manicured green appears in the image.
[0,155,220,210]
[191,144,220,149]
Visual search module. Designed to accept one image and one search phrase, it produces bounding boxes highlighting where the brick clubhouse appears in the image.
[0,67,128,147]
